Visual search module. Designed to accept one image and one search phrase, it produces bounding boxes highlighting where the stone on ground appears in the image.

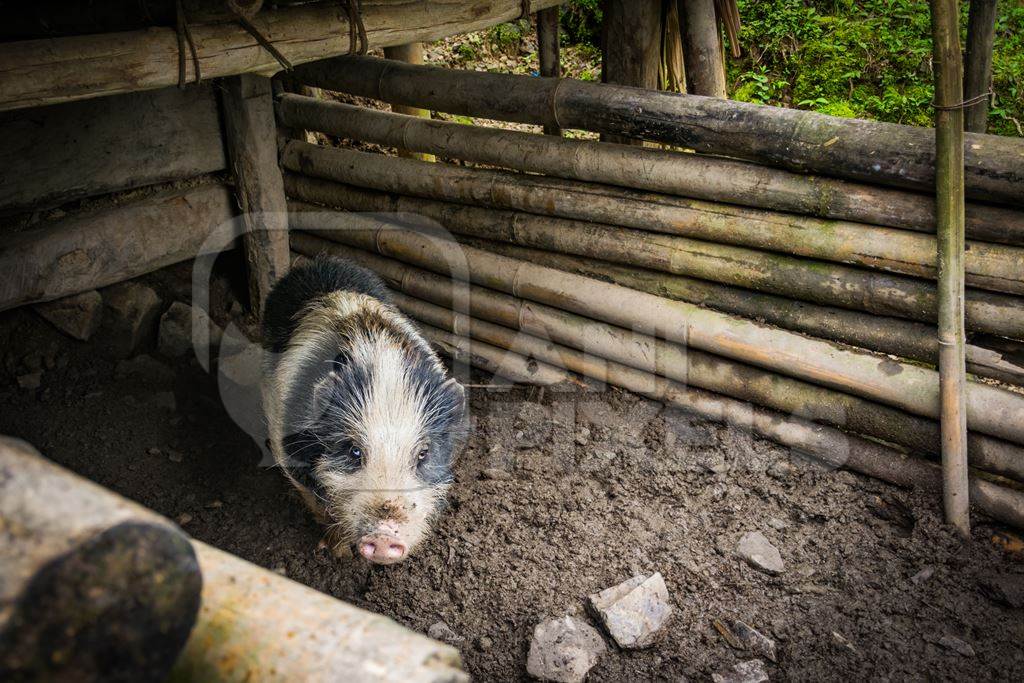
[732,621,777,663]
[526,616,606,683]
[159,302,222,358]
[427,621,463,645]
[102,281,162,356]
[711,659,769,683]
[33,290,103,341]
[736,531,785,575]
[587,573,672,649]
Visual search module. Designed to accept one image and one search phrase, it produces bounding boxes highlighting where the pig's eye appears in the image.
[417,448,429,462]
[349,445,363,462]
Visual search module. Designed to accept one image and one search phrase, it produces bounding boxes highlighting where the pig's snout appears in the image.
[357,526,408,564]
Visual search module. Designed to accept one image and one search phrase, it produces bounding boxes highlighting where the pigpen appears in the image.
[1,1,1023,681]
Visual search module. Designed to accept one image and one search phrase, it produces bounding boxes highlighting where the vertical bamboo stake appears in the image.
[383,43,436,162]
[963,0,998,133]
[677,0,727,97]
[537,6,562,136]
[601,0,663,144]
[931,0,970,537]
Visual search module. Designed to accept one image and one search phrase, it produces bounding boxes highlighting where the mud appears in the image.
[1,262,1022,681]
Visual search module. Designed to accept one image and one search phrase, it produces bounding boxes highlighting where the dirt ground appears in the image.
[2,261,1023,682]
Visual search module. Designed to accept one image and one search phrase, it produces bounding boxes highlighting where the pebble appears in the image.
[33,290,104,341]
[712,659,769,683]
[526,616,606,683]
[16,372,42,391]
[427,621,463,645]
[736,531,785,575]
[205,500,224,509]
[176,513,193,526]
[732,621,777,663]
[147,447,162,456]
[910,566,935,585]
[158,301,223,358]
[934,635,976,657]
[480,468,512,481]
[587,573,673,649]
[475,635,493,651]
[167,449,184,463]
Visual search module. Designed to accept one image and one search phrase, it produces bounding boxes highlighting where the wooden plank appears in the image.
[222,74,290,317]
[0,184,236,312]
[0,85,225,214]
[0,0,562,113]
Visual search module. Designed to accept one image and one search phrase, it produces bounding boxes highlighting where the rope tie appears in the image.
[175,0,201,88]
[341,0,369,55]
[232,9,294,71]
[932,89,993,111]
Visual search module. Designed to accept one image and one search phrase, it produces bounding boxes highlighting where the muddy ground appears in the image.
[1,260,1023,682]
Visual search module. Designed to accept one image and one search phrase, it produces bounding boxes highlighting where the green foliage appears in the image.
[560,0,603,47]
[487,18,531,52]
[727,0,1023,135]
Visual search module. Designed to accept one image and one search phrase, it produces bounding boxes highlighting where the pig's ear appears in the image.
[442,377,467,417]
[311,370,340,420]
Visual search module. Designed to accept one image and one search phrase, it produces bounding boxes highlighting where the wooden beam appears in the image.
[537,7,562,135]
[600,0,662,144]
[0,85,224,215]
[0,0,562,113]
[964,0,998,133]
[222,74,290,317]
[382,43,436,161]
[931,0,971,537]
[678,0,727,97]
[0,184,236,312]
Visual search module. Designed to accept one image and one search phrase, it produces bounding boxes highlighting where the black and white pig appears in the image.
[261,255,466,564]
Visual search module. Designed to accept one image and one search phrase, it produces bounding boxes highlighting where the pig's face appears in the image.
[305,327,465,564]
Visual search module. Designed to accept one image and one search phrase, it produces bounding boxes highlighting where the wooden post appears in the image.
[964,0,998,133]
[931,0,970,537]
[678,0,727,97]
[222,74,291,317]
[601,0,662,144]
[382,43,436,161]
[537,6,561,135]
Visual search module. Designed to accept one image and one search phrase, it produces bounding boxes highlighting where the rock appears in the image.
[102,281,162,357]
[480,468,512,481]
[526,616,606,683]
[475,636,493,651]
[711,659,769,683]
[830,631,858,655]
[167,449,184,463]
[34,290,103,341]
[736,532,785,575]
[158,301,222,358]
[933,635,975,657]
[176,513,193,526]
[16,372,42,391]
[427,621,463,645]
[114,354,174,385]
[587,573,673,649]
[979,573,1024,608]
[910,566,935,585]
[733,622,777,663]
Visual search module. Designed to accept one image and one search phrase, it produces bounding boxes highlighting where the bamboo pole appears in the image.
[285,206,1024,445]
[964,0,998,133]
[458,238,1024,387]
[382,43,436,162]
[292,231,1024,482]
[537,6,561,136]
[678,0,727,97]
[277,139,1024,294]
[0,0,562,112]
[932,0,970,536]
[291,55,1024,205]
[601,0,662,145]
[275,96,1024,246]
[283,172,1024,340]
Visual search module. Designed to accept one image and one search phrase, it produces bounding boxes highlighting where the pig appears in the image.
[261,255,466,564]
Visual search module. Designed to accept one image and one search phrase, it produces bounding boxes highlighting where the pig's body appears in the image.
[261,256,465,564]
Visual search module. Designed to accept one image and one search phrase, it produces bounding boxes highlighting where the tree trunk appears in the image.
[601,0,662,144]
[222,74,290,318]
[678,0,727,96]
[292,55,1024,205]
[0,437,201,682]
[963,0,998,133]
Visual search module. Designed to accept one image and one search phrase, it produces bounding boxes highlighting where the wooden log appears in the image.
[457,237,1024,387]
[277,139,1024,294]
[287,206,1024,445]
[276,95,1024,246]
[292,55,1024,205]
[932,0,971,536]
[170,541,467,682]
[0,184,237,312]
[964,0,998,133]
[0,0,562,112]
[537,6,561,135]
[0,85,225,215]
[292,231,1024,482]
[601,0,662,144]
[0,437,201,682]
[222,74,290,317]
[678,0,726,97]
[282,171,1024,340]
[382,43,436,161]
